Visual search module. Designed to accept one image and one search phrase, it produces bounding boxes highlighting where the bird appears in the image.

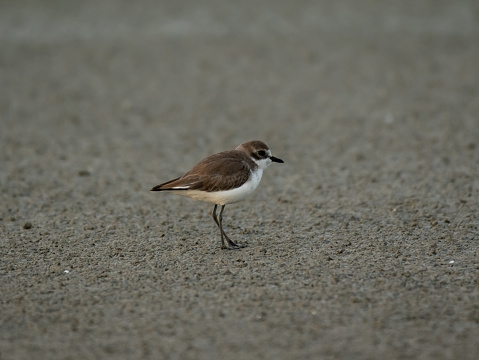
[150,140,284,249]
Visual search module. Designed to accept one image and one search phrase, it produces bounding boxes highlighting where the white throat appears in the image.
[253,158,272,170]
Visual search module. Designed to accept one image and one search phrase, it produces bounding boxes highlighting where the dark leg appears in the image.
[212,204,220,226]
[211,204,226,248]
[218,205,243,249]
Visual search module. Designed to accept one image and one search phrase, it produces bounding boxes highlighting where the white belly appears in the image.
[172,169,263,205]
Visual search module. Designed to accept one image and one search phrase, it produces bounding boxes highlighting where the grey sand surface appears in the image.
[1,1,479,359]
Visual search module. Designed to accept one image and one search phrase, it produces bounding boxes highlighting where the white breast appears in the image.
[174,169,264,205]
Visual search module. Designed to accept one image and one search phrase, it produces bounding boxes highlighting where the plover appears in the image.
[151,140,284,250]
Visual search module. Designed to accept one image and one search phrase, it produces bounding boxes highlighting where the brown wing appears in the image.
[150,177,182,191]
[151,150,255,192]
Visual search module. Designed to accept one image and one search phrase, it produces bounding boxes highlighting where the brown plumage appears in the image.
[150,140,284,250]
[150,150,257,192]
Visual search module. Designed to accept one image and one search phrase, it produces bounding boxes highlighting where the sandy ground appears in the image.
[1,1,479,359]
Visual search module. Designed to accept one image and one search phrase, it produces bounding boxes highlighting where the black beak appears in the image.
[270,156,284,163]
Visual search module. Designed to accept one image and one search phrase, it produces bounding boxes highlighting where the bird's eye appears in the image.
[257,150,266,156]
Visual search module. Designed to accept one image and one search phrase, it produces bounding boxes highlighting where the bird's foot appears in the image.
[221,236,245,250]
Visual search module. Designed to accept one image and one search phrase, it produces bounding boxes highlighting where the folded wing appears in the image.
[150,151,254,192]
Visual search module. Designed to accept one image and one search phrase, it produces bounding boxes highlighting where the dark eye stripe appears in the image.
[257,150,266,156]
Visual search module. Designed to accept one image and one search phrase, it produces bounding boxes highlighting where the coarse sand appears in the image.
[1,1,478,359]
